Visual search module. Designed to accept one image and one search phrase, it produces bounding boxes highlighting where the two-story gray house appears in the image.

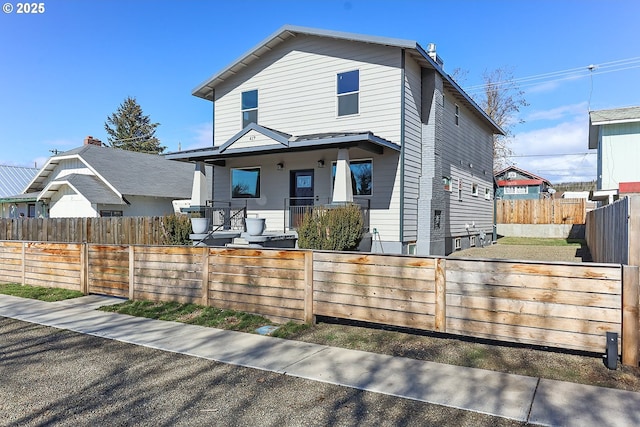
[167,25,503,255]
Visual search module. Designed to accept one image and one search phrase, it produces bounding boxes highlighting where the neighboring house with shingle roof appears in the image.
[494,166,552,200]
[589,106,640,202]
[0,165,39,218]
[18,137,198,218]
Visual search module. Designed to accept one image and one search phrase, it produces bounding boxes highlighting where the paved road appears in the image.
[0,318,525,427]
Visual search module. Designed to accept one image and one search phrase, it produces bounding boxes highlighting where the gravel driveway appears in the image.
[0,318,525,427]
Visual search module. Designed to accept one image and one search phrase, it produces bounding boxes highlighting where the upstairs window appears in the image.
[337,70,359,116]
[241,90,258,128]
[454,104,460,126]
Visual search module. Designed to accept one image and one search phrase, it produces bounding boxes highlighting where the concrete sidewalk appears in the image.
[1,294,638,427]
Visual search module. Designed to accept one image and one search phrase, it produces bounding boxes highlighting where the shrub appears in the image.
[297,204,364,251]
[161,214,192,245]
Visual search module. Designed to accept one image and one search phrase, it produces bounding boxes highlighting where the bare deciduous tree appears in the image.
[452,67,527,171]
[479,67,527,170]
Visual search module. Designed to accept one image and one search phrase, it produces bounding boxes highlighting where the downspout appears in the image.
[399,49,406,246]
[211,90,216,201]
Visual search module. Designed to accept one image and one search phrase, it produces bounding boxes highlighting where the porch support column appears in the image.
[332,148,353,203]
[191,161,208,208]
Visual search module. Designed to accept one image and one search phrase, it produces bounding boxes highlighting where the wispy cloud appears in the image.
[509,115,596,183]
[183,122,213,151]
[525,102,588,122]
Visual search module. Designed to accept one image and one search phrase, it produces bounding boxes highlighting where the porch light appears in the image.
[317,160,325,168]
[276,162,284,170]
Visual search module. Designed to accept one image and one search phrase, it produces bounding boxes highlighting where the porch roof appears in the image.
[0,191,39,203]
[165,124,400,163]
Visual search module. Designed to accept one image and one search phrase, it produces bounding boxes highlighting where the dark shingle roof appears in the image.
[29,145,195,199]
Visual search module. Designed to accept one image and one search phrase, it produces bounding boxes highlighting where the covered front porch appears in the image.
[165,124,399,248]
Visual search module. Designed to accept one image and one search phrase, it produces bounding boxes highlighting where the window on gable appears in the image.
[472,183,479,197]
[241,90,258,128]
[231,167,261,198]
[337,70,359,116]
[457,178,463,201]
[454,104,460,126]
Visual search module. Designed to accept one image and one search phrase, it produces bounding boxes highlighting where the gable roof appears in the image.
[494,165,552,186]
[25,145,194,200]
[0,165,38,197]
[589,106,640,149]
[192,25,503,135]
[38,173,124,204]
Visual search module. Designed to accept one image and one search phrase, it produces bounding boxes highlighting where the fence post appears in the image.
[80,243,88,294]
[129,245,135,300]
[435,258,446,332]
[21,242,26,286]
[304,251,315,324]
[202,247,209,307]
[622,265,639,366]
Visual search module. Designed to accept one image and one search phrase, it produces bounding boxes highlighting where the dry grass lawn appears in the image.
[285,238,640,392]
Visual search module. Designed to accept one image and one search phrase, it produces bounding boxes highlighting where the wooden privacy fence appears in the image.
[0,241,638,365]
[586,196,640,268]
[497,198,586,224]
[0,217,166,245]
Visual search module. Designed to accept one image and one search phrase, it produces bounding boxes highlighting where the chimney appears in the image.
[426,43,444,68]
[84,136,102,147]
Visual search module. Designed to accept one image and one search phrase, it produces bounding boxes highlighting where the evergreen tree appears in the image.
[104,96,165,153]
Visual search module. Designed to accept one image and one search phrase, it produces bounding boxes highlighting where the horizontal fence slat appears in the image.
[315,301,435,330]
[0,240,631,356]
[314,280,435,304]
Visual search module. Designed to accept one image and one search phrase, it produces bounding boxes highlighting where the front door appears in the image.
[290,169,314,228]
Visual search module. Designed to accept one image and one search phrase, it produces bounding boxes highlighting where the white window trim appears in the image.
[241,89,258,128]
[472,183,479,197]
[336,69,360,118]
[457,178,463,201]
[504,186,529,195]
[485,188,492,200]
[454,104,460,126]
[454,237,462,250]
[470,235,476,247]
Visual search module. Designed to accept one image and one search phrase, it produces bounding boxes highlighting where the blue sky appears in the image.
[1,0,639,184]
